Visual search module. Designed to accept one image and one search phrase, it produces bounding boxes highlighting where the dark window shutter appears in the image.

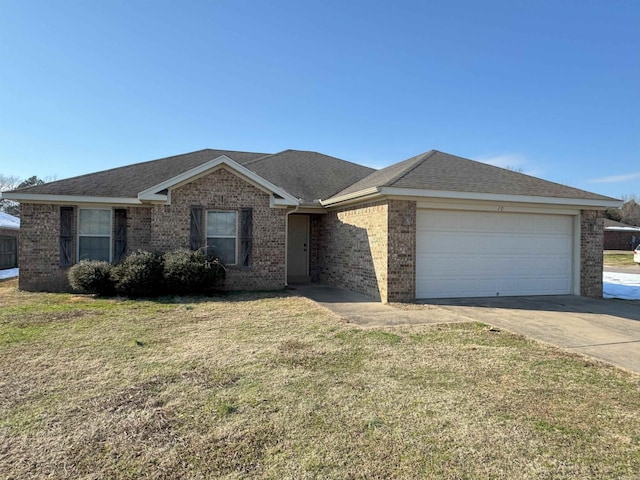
[114,209,127,263]
[190,206,203,250]
[240,208,252,269]
[59,206,74,267]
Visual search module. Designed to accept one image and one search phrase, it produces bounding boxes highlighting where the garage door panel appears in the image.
[416,210,574,299]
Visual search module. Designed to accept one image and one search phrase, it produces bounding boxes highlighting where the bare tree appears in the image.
[0,174,21,216]
[620,198,640,226]
[0,175,50,216]
[605,195,640,226]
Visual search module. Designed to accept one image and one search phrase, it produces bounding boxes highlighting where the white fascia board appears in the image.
[1,192,142,205]
[379,187,624,209]
[605,226,640,232]
[320,187,381,206]
[137,155,299,207]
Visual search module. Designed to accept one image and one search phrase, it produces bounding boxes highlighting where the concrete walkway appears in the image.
[295,284,640,373]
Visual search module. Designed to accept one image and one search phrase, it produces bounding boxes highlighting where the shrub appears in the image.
[68,261,114,295]
[163,248,226,295]
[111,250,164,297]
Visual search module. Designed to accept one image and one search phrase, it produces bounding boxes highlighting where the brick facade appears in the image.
[580,209,604,298]
[15,193,608,300]
[604,229,640,251]
[149,168,286,290]
[386,200,416,302]
[126,207,152,252]
[318,200,416,302]
[18,203,71,291]
[17,168,287,292]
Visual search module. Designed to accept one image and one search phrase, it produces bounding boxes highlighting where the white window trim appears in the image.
[206,210,238,265]
[77,207,113,262]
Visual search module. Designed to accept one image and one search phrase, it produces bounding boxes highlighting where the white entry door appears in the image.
[416,210,574,299]
[287,215,309,282]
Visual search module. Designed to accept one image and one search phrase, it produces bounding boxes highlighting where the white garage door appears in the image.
[416,210,574,299]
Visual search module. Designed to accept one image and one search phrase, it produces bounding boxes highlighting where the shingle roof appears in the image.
[6,148,617,205]
[332,150,616,201]
[8,148,374,204]
[9,149,268,199]
[604,218,640,229]
[243,150,375,203]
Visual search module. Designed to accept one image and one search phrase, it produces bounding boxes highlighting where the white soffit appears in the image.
[321,186,622,209]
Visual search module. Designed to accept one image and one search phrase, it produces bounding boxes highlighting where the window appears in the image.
[206,211,237,264]
[78,209,111,262]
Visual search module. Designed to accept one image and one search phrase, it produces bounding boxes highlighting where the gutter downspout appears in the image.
[284,203,301,287]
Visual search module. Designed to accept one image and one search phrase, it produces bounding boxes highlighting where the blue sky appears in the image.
[1,0,638,199]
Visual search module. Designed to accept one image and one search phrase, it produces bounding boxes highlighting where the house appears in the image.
[1,149,621,301]
[0,211,20,270]
[604,218,640,251]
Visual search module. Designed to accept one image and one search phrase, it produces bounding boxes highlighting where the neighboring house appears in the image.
[1,149,621,301]
[604,219,640,251]
[0,211,20,270]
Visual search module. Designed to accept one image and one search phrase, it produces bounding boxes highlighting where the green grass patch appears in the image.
[604,252,638,267]
[0,278,639,479]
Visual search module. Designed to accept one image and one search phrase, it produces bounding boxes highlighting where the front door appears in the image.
[287,214,310,283]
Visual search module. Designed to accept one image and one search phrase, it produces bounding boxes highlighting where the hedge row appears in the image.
[68,249,226,297]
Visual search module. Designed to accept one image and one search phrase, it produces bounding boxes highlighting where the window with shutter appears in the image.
[78,208,111,262]
[206,211,237,264]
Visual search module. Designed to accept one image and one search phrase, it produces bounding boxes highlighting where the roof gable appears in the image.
[6,149,269,199]
[2,147,620,209]
[329,150,618,204]
[138,155,298,206]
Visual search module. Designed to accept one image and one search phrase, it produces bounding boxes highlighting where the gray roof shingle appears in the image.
[6,148,616,204]
[9,149,268,198]
[243,150,375,203]
[332,150,616,201]
[8,148,374,204]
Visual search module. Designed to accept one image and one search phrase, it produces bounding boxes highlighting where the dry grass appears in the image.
[1,278,639,479]
[604,252,638,267]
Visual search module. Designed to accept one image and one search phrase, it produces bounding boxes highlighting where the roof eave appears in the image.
[321,186,622,209]
[320,187,381,206]
[379,187,623,209]
[1,192,143,205]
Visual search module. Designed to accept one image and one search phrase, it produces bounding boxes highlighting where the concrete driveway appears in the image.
[296,284,640,373]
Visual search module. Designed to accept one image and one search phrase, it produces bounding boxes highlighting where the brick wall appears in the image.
[18,203,72,291]
[150,167,286,290]
[308,214,323,282]
[319,201,388,301]
[386,200,416,302]
[126,207,152,252]
[580,209,604,298]
[18,168,286,292]
[318,200,417,302]
[604,230,640,250]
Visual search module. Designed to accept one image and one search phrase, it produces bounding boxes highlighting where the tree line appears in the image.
[0,174,48,217]
[605,195,640,227]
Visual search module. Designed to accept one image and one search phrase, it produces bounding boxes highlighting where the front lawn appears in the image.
[1,279,638,479]
[604,252,637,267]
